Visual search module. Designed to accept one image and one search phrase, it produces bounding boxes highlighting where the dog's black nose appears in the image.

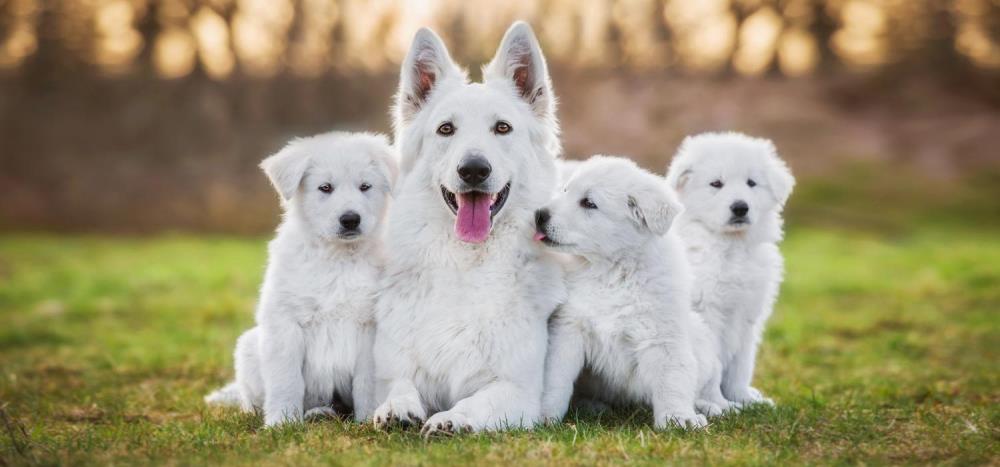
[339,212,361,230]
[457,155,492,186]
[730,201,749,217]
[535,208,551,231]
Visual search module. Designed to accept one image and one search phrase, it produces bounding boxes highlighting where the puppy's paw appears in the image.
[420,411,474,437]
[656,411,708,430]
[372,398,426,431]
[263,410,301,428]
[747,387,775,406]
[731,387,775,408]
[695,399,724,418]
[304,406,338,421]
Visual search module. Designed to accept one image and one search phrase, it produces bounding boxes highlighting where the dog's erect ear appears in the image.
[260,142,310,203]
[484,21,554,120]
[759,139,795,206]
[395,28,461,126]
[628,181,683,236]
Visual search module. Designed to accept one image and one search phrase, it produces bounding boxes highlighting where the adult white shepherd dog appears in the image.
[371,22,565,435]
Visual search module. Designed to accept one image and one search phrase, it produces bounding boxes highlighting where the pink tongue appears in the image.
[455,193,492,243]
[533,232,546,241]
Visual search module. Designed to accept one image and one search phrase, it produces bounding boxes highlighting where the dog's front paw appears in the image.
[420,411,474,437]
[695,399,724,418]
[731,387,775,408]
[304,406,338,421]
[746,387,775,406]
[263,410,301,428]
[372,398,426,431]
[656,411,708,430]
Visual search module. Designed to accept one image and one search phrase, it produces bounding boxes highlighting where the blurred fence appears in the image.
[1,0,998,233]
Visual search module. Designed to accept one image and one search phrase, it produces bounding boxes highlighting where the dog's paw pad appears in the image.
[421,411,473,438]
[304,406,337,421]
[695,399,724,418]
[372,399,426,431]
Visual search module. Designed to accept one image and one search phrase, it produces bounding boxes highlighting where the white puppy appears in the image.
[371,22,565,435]
[665,132,794,407]
[535,156,708,429]
[205,132,398,427]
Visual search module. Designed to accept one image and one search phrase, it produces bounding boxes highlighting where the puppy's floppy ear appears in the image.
[394,28,462,127]
[627,179,684,236]
[666,136,696,194]
[759,139,795,205]
[671,168,693,194]
[484,21,555,120]
[260,142,310,203]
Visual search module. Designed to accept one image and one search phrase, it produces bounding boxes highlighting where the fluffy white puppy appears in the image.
[665,132,794,407]
[205,131,398,427]
[535,155,709,429]
[371,22,565,435]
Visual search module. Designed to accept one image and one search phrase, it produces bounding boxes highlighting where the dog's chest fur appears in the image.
[378,213,564,408]
[683,228,782,359]
[261,228,381,399]
[559,243,688,402]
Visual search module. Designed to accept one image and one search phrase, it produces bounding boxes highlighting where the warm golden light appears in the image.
[191,6,235,79]
[0,0,995,78]
[664,0,737,72]
[956,22,1000,69]
[831,0,887,67]
[778,27,819,77]
[232,0,293,77]
[154,27,196,78]
[613,0,669,69]
[733,7,783,76]
[0,0,39,69]
[288,0,338,77]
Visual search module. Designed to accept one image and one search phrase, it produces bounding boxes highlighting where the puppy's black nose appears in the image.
[457,155,492,186]
[730,201,749,217]
[535,208,551,231]
[339,212,361,230]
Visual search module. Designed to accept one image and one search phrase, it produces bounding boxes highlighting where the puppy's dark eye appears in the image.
[359,183,372,192]
[710,180,723,189]
[494,121,512,134]
[580,198,598,209]
[747,179,757,187]
[318,183,333,193]
[437,122,454,136]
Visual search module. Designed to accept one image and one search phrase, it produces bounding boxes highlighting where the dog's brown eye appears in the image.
[710,180,723,189]
[580,198,598,209]
[318,183,333,193]
[437,122,454,136]
[359,183,372,192]
[494,121,512,134]
[747,179,757,187]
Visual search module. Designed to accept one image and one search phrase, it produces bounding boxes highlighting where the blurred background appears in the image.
[1,0,998,233]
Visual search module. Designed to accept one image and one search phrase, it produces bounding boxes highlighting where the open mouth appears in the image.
[441,182,511,244]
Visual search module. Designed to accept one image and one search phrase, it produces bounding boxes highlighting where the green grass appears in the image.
[1,223,998,465]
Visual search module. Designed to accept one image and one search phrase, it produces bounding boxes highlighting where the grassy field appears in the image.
[1,186,998,464]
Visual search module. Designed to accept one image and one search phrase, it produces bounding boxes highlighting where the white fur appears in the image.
[537,156,709,429]
[665,132,794,407]
[205,131,398,427]
[371,22,566,435]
